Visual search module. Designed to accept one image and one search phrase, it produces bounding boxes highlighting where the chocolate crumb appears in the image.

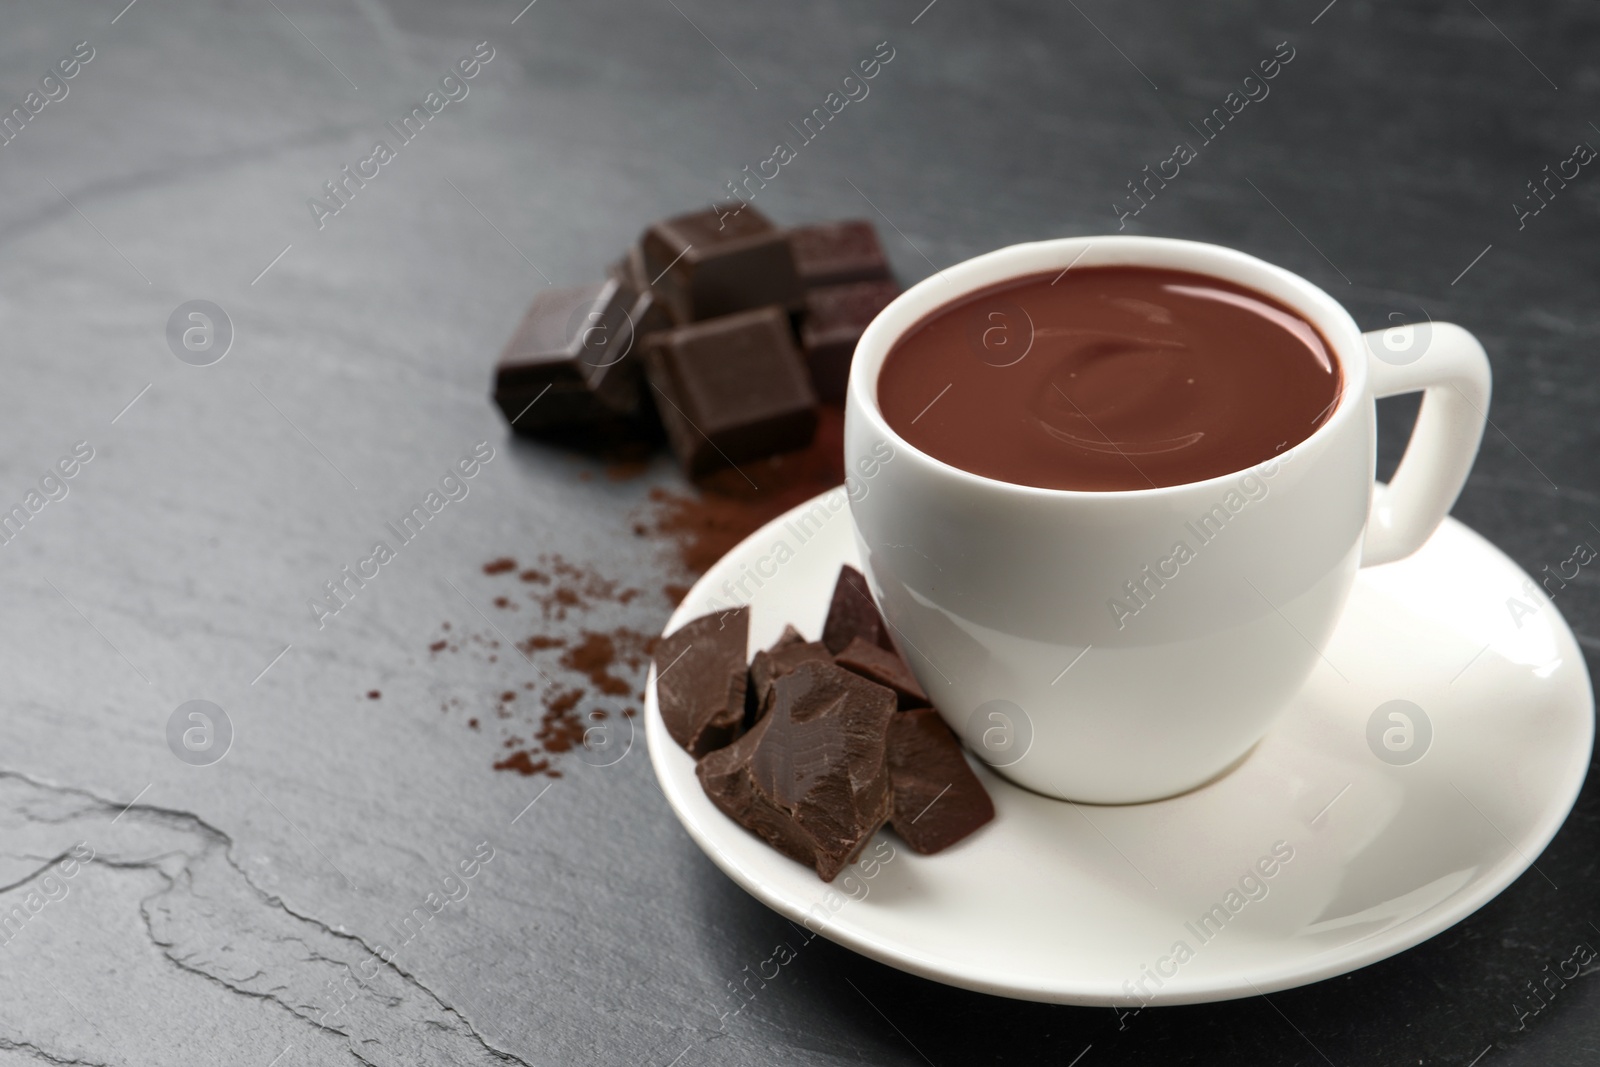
[519,635,566,655]
[494,751,554,776]
[548,688,585,714]
[440,550,657,776]
[509,554,644,619]
[561,632,635,696]
[367,690,381,700]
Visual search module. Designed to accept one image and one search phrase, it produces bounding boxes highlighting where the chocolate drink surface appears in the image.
[876,267,1341,491]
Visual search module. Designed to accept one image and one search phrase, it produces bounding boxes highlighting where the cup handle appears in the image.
[1358,322,1492,567]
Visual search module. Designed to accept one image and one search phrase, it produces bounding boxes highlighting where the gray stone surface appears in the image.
[0,0,1595,1064]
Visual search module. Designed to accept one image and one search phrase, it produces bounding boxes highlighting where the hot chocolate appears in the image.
[876,266,1341,491]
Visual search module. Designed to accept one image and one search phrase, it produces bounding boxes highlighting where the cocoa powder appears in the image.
[494,751,556,777]
[435,557,661,778]
[636,405,844,579]
[443,404,843,778]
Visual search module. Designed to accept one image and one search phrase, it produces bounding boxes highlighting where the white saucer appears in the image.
[645,489,1593,1006]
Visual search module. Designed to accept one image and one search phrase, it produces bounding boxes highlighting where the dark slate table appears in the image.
[0,1,1595,1064]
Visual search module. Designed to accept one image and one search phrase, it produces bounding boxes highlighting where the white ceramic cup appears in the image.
[844,236,1491,803]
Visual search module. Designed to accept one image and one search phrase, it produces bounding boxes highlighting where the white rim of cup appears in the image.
[849,235,1369,500]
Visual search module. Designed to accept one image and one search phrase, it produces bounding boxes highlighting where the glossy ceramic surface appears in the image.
[844,237,1492,802]
[647,492,1592,1005]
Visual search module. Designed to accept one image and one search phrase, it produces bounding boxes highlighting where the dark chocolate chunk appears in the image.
[607,246,679,341]
[653,607,749,757]
[623,288,675,351]
[788,220,891,288]
[834,636,927,710]
[800,279,901,402]
[493,279,642,432]
[606,243,651,290]
[641,205,803,321]
[887,707,994,854]
[770,624,805,648]
[743,624,803,726]
[643,306,818,477]
[749,631,832,721]
[822,565,896,655]
[697,661,895,881]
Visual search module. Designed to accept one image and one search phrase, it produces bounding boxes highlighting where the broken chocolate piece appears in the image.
[493,279,642,432]
[749,632,832,721]
[769,624,805,648]
[697,661,896,881]
[643,306,818,477]
[653,607,749,757]
[641,205,804,321]
[742,625,806,726]
[887,707,994,854]
[821,565,896,655]
[800,279,901,402]
[606,243,652,291]
[834,636,927,710]
[607,246,678,342]
[788,220,891,288]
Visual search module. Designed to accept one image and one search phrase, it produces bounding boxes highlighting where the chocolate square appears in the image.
[642,306,818,477]
[697,661,896,881]
[641,205,803,321]
[821,565,896,655]
[800,279,901,402]
[887,708,994,854]
[788,220,891,288]
[653,607,749,757]
[493,279,642,432]
[834,636,927,710]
